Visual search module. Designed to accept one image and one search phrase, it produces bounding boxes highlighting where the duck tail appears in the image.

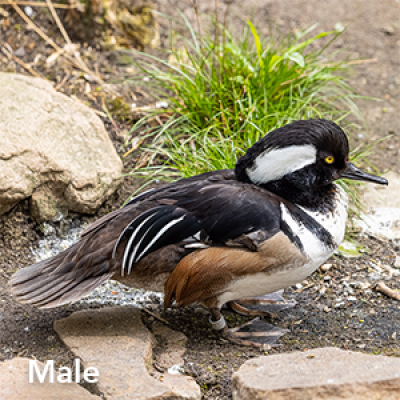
[9,242,113,309]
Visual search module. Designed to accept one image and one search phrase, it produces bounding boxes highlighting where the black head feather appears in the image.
[235,119,349,183]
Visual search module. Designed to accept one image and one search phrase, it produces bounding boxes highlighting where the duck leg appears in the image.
[229,290,297,318]
[209,308,288,348]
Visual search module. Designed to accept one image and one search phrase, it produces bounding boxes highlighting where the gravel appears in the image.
[34,220,164,309]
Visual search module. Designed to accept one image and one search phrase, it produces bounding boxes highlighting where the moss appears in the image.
[106,96,135,123]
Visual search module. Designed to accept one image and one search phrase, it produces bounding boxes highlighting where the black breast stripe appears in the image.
[287,203,336,248]
[280,219,304,252]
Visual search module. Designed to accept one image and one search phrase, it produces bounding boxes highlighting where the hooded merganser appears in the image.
[10,119,387,348]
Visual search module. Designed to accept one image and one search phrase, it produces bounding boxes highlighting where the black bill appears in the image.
[340,162,388,185]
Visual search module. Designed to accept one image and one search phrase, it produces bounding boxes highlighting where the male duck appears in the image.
[10,119,387,347]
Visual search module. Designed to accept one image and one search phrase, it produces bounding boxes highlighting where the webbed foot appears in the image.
[208,308,289,349]
[229,290,296,317]
[223,317,289,348]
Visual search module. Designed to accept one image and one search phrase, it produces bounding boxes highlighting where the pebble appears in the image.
[156,101,168,108]
[360,282,371,289]
[383,26,395,35]
[295,283,303,290]
[83,73,94,82]
[14,47,25,57]
[334,22,345,32]
[24,6,33,17]
[323,306,330,313]
[324,276,332,281]
[321,263,332,272]
[368,273,382,281]
[394,255,400,269]
[168,364,185,375]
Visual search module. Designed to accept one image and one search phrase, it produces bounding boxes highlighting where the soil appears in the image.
[0,1,400,399]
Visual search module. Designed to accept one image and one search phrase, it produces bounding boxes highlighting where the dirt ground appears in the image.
[0,0,400,399]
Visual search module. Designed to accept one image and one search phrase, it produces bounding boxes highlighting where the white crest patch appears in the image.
[246,145,317,184]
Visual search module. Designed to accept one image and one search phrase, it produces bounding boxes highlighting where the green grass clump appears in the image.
[124,15,368,206]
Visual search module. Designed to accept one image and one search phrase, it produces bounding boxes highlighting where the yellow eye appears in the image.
[324,156,335,164]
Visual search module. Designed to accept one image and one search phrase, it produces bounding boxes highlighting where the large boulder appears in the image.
[0,73,123,221]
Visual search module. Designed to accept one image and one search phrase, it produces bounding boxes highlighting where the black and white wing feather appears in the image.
[113,205,203,276]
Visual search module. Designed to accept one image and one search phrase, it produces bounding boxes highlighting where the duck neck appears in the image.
[261,180,338,212]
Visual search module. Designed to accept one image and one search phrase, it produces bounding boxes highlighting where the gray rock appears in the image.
[232,347,400,400]
[0,73,122,221]
[0,357,99,399]
[54,307,201,400]
[356,171,400,240]
[356,208,400,240]
[361,171,400,210]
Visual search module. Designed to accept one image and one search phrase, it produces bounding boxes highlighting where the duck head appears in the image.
[235,119,388,191]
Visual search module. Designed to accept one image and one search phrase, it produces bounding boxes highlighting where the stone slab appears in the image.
[232,347,400,400]
[0,357,99,400]
[54,307,200,400]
